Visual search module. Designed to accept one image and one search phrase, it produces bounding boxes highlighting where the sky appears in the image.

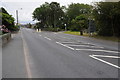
[0,0,103,24]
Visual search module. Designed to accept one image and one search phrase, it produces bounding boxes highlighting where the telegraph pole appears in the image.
[16,10,18,26]
[16,8,22,26]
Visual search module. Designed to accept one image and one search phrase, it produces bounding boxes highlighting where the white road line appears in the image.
[86,43,104,48]
[62,42,96,46]
[63,37,67,38]
[39,35,42,36]
[89,55,120,69]
[92,55,120,58]
[56,42,75,50]
[61,42,78,44]
[76,49,119,53]
[54,33,57,34]
[67,44,104,48]
[21,31,32,78]
[44,37,51,40]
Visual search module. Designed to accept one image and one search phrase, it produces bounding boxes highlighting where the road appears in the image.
[2,28,119,78]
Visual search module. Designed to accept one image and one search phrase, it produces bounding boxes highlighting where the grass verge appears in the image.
[64,31,120,42]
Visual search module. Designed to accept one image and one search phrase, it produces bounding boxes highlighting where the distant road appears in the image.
[3,28,119,78]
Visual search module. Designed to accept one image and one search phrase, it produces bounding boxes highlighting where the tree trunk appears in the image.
[80,30,83,35]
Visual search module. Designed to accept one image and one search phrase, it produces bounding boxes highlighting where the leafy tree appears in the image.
[66,3,92,31]
[33,2,49,27]
[93,2,120,36]
[0,7,16,32]
[72,14,88,35]
[33,2,65,31]
[1,7,9,14]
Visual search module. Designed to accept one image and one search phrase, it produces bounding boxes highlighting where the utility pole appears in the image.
[16,10,18,26]
[16,8,22,26]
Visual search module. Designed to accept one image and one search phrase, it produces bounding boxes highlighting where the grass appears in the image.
[92,36,120,42]
[64,31,89,36]
[64,31,120,42]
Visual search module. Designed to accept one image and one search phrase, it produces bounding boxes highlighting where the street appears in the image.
[2,28,119,78]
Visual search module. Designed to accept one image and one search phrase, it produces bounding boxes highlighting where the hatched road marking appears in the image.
[67,44,104,48]
[89,55,120,69]
[56,42,74,50]
[76,49,119,53]
[39,35,42,36]
[44,37,51,40]
[91,55,120,58]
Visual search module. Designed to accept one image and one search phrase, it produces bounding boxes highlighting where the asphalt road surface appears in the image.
[2,28,120,78]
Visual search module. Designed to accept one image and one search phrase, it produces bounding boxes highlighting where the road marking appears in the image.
[56,42,75,50]
[62,42,96,46]
[68,44,104,48]
[61,42,78,44]
[21,31,32,78]
[92,55,120,58]
[39,35,42,36]
[89,55,120,69]
[54,33,57,34]
[76,49,119,53]
[44,37,51,40]
[63,37,67,38]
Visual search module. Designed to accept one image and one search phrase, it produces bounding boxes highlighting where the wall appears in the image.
[0,33,11,46]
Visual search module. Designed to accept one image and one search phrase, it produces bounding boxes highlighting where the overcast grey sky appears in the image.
[1,0,102,24]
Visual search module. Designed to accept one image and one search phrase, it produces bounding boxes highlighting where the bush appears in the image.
[42,27,61,32]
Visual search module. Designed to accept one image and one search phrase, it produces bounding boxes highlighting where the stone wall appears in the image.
[0,33,11,46]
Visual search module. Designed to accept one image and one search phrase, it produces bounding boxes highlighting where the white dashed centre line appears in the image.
[44,37,51,40]
[39,35,42,36]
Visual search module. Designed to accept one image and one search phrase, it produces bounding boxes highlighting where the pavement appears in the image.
[2,28,120,78]
[2,31,28,78]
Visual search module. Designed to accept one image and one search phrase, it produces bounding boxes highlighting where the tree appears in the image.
[73,14,88,35]
[1,7,9,14]
[66,3,92,31]
[93,2,120,36]
[33,2,50,27]
[0,7,16,32]
[32,2,65,31]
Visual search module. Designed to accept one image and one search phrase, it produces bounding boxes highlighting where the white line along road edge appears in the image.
[89,55,120,69]
[44,37,51,40]
[21,31,32,78]
[76,49,119,53]
[56,42,75,50]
